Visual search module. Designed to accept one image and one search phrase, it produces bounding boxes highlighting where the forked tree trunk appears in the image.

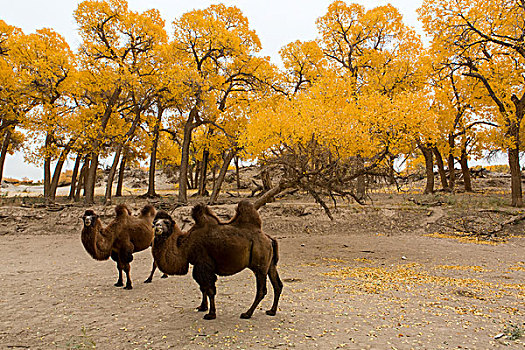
[68,153,82,199]
[432,147,448,190]
[75,158,89,202]
[209,149,236,204]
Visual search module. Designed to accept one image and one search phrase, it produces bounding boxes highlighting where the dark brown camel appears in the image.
[152,200,283,320]
[81,204,165,289]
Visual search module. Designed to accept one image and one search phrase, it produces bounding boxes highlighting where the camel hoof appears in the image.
[196,306,208,312]
[114,282,124,287]
[124,285,133,290]
[266,310,276,316]
[203,313,216,320]
[240,312,252,319]
[144,278,152,284]
[161,274,168,279]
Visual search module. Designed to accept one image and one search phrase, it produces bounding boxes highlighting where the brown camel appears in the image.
[152,200,283,320]
[81,204,165,289]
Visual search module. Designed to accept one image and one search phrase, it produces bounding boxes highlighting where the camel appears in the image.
[81,204,165,289]
[152,200,283,320]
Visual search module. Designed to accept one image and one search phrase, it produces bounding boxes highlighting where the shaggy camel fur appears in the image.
[81,204,164,289]
[152,200,283,320]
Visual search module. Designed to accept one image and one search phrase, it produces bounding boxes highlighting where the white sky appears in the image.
[2,0,426,181]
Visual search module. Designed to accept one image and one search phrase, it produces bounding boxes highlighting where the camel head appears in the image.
[82,210,98,227]
[153,211,175,237]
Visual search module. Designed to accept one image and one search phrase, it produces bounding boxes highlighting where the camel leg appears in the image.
[241,271,267,319]
[111,252,124,287]
[266,263,283,316]
[196,292,208,312]
[193,265,217,320]
[123,262,132,290]
[144,261,156,283]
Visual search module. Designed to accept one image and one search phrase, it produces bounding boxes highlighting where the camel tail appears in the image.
[270,236,279,266]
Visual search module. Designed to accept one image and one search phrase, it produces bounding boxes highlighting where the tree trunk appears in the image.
[48,141,74,202]
[508,100,524,207]
[198,149,210,196]
[0,129,12,185]
[43,134,53,203]
[253,181,295,210]
[459,147,472,192]
[447,134,456,191]
[75,157,89,202]
[209,149,236,204]
[84,87,122,204]
[261,168,273,192]
[178,108,198,203]
[145,107,163,198]
[116,152,126,197]
[104,146,123,204]
[508,146,523,207]
[68,153,82,199]
[235,156,241,190]
[420,144,434,194]
[432,147,448,190]
[355,156,366,201]
[84,153,99,204]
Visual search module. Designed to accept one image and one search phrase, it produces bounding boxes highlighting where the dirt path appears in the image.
[1,220,524,349]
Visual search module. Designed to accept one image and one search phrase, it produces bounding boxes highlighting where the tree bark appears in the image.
[84,153,99,204]
[432,147,449,190]
[43,134,53,203]
[447,134,456,191]
[104,146,123,204]
[253,181,295,210]
[508,99,524,207]
[178,107,199,203]
[68,153,82,200]
[197,149,209,196]
[0,129,12,185]
[235,156,241,190]
[85,87,122,204]
[145,107,163,198]
[459,147,473,192]
[420,144,435,194]
[209,149,236,204]
[116,152,126,197]
[75,157,89,202]
[355,155,366,201]
[48,141,75,202]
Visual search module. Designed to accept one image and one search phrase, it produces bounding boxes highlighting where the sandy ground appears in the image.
[0,191,524,350]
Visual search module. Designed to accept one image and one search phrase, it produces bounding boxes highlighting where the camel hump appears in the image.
[233,200,261,228]
[191,203,221,226]
[140,204,156,218]
[115,204,131,218]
